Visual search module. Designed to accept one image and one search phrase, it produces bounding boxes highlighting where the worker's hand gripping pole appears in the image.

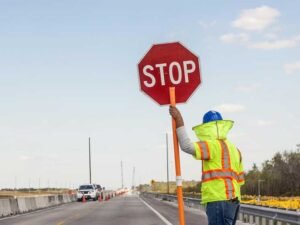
[169,87,186,225]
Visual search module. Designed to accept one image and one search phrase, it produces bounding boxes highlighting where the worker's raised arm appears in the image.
[169,106,184,128]
[169,106,195,156]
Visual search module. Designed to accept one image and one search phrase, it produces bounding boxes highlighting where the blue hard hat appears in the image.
[203,111,223,123]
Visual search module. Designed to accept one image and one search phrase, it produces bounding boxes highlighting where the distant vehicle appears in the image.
[94,184,102,191]
[93,184,103,198]
[77,184,99,201]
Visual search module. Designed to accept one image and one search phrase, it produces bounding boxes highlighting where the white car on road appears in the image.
[77,184,98,201]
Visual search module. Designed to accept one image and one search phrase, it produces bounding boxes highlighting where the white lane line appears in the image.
[139,197,173,225]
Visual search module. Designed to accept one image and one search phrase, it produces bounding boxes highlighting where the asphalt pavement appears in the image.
[0,194,208,225]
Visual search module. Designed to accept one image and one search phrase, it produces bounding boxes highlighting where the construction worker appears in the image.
[169,106,245,225]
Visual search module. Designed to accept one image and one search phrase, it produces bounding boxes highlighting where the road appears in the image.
[0,194,207,225]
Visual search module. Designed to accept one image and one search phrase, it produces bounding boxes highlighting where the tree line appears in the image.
[242,148,300,196]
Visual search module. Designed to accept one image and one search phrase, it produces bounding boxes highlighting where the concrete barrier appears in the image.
[9,199,19,215]
[0,194,77,218]
[58,195,64,203]
[0,199,12,217]
[35,196,48,209]
[17,197,28,213]
[48,196,59,206]
[62,194,71,203]
[25,197,37,211]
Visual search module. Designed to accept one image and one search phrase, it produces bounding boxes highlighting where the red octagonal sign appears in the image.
[138,42,201,105]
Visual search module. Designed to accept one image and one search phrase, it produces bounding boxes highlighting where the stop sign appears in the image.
[138,42,201,105]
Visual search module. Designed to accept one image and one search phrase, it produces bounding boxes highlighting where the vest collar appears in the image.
[192,120,234,141]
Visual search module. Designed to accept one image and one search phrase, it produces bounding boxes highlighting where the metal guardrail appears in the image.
[141,192,300,225]
[239,204,300,225]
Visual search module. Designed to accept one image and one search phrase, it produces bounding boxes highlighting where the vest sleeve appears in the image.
[193,141,211,160]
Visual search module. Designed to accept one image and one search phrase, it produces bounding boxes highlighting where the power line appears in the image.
[132,166,135,189]
[89,137,92,184]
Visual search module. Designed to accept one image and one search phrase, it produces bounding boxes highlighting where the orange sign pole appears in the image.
[169,87,186,225]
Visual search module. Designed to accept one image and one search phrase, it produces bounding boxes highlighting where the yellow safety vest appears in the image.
[192,120,245,204]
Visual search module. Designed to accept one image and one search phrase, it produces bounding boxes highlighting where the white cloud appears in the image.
[220,33,249,44]
[235,83,261,92]
[214,104,245,113]
[249,38,299,49]
[220,34,300,50]
[198,20,216,29]
[221,6,300,50]
[257,120,274,126]
[284,61,300,74]
[232,6,280,31]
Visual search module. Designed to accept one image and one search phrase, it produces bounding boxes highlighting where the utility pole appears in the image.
[28,178,31,193]
[14,176,17,191]
[166,133,170,194]
[89,137,92,184]
[132,166,135,189]
[14,176,17,195]
[121,161,124,188]
[258,179,264,201]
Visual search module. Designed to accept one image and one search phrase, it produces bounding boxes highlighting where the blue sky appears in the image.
[0,0,299,189]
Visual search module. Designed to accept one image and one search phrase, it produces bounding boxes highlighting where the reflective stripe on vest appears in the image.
[196,141,210,160]
[202,169,245,183]
[220,140,231,169]
[220,140,235,199]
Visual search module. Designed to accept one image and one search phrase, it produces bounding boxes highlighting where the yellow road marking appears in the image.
[56,221,65,225]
